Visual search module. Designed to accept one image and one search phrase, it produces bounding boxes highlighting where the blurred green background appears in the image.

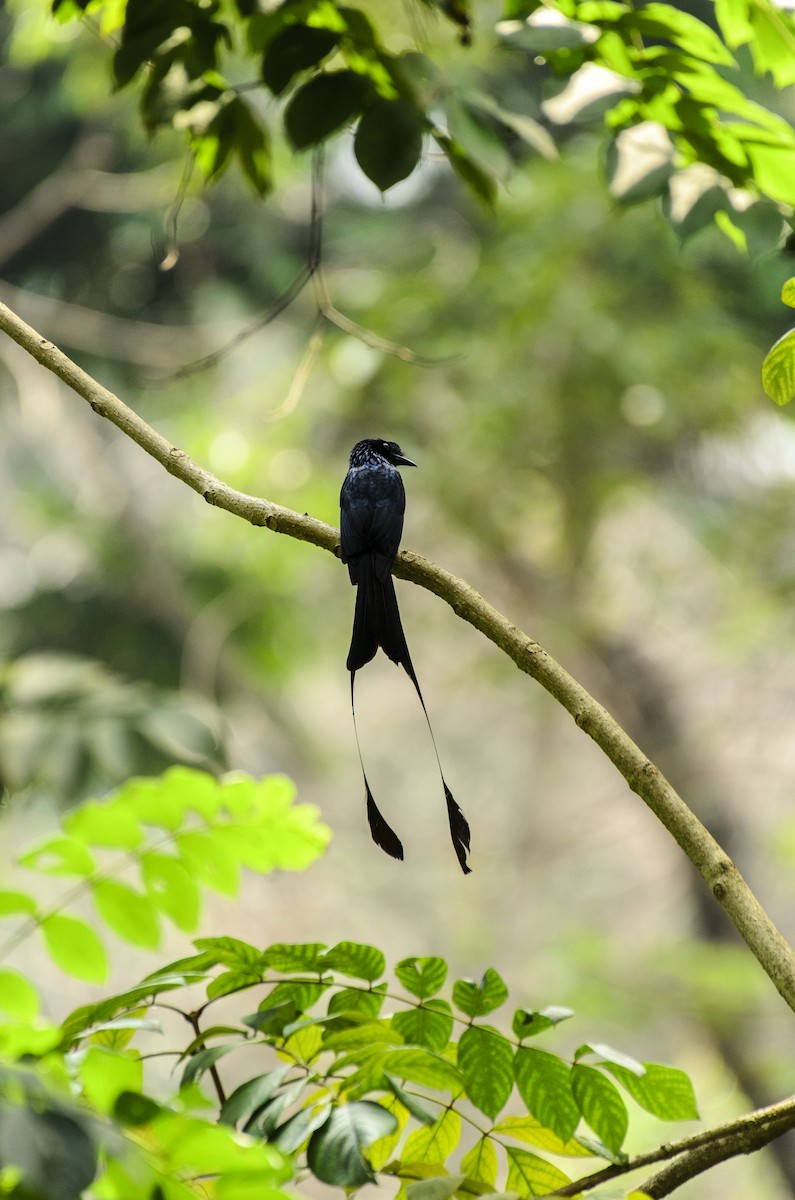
[3,1,795,1195]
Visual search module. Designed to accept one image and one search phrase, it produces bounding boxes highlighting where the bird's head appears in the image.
[350,439,417,468]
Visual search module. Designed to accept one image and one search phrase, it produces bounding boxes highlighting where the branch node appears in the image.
[710,856,735,900]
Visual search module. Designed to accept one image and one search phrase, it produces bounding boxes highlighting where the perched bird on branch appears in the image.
[340,437,471,874]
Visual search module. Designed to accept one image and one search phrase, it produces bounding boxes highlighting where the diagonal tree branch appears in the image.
[2,296,795,1014]
[549,1094,795,1196]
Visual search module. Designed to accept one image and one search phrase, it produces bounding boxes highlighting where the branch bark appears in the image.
[3,297,795,1015]
[549,1094,795,1197]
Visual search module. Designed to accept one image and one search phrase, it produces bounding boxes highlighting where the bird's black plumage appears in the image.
[340,438,471,874]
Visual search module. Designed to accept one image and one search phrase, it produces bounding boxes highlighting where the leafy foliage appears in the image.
[48,0,795,225]
[0,766,330,981]
[0,771,700,1199]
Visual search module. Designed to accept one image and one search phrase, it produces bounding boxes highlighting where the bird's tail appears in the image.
[347,554,412,674]
[348,557,471,874]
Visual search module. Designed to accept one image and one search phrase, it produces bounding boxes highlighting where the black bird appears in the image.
[340,438,471,874]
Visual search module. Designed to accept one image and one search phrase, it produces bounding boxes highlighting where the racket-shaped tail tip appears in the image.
[366,782,404,861]
[444,783,472,875]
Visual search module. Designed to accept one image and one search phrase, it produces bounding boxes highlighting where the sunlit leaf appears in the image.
[403,1108,461,1164]
[452,968,508,1017]
[606,1063,698,1120]
[40,915,108,983]
[91,879,161,949]
[395,957,448,999]
[505,1146,571,1197]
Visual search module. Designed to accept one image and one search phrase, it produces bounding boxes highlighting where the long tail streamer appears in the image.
[350,659,471,875]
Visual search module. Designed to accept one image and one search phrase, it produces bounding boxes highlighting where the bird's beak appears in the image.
[394,453,417,467]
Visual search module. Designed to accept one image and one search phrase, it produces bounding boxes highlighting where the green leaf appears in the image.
[395,957,448,999]
[606,1063,698,1120]
[632,4,736,65]
[220,1066,291,1127]
[177,832,240,896]
[181,1043,238,1089]
[382,1047,464,1093]
[320,941,385,982]
[460,1136,499,1186]
[438,134,497,206]
[284,71,369,150]
[263,24,340,95]
[494,1114,593,1157]
[782,279,795,309]
[392,1000,454,1051]
[0,890,37,917]
[452,968,508,1017]
[457,1025,513,1119]
[0,968,39,1019]
[140,851,200,931]
[496,10,600,51]
[195,935,263,969]
[327,985,386,1017]
[79,1045,143,1113]
[40,914,108,983]
[113,1091,162,1126]
[91,879,161,949]
[385,1075,437,1126]
[268,979,329,1011]
[763,328,795,408]
[513,1006,574,1039]
[574,1042,644,1074]
[505,1146,572,1197]
[403,1108,461,1164]
[746,141,795,207]
[714,0,754,47]
[272,1100,333,1153]
[19,836,95,877]
[124,768,219,826]
[406,1175,466,1200]
[324,1019,399,1053]
[307,1101,397,1187]
[368,1094,409,1169]
[262,942,327,972]
[354,99,424,191]
[64,799,143,848]
[206,970,263,1000]
[232,96,272,196]
[446,95,512,180]
[514,1047,579,1141]
[571,1064,628,1154]
[606,122,675,203]
[0,1107,97,1200]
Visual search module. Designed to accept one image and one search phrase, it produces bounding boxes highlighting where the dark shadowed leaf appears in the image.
[354,99,424,190]
[284,71,369,149]
[180,1043,237,1089]
[220,1066,291,1127]
[307,1101,397,1187]
[263,24,340,95]
[0,1107,97,1200]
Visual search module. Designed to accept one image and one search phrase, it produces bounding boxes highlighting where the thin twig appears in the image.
[2,296,795,1016]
